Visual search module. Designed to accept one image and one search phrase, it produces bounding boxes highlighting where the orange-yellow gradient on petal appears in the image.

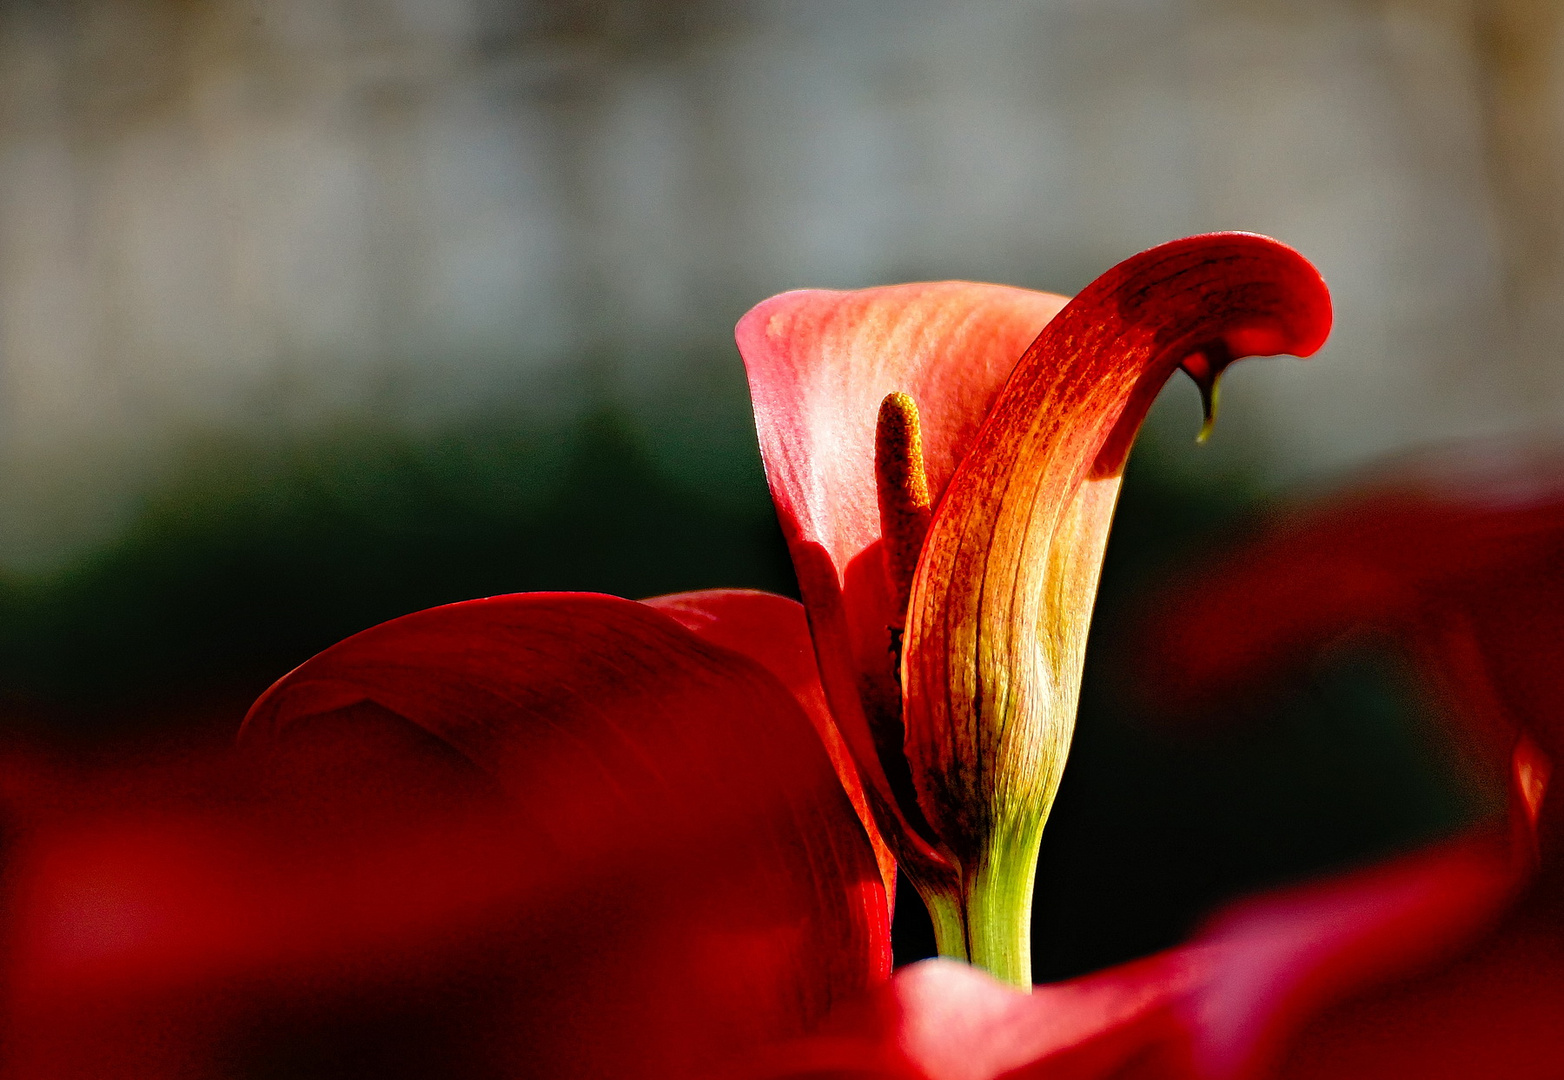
[902,235,1331,982]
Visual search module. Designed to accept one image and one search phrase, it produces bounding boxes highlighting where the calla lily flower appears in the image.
[1134,443,1564,1077]
[738,233,1330,981]
[0,233,1337,1078]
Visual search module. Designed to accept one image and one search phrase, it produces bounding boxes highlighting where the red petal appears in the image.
[743,826,1524,1080]
[644,588,897,904]
[1183,825,1526,1079]
[902,234,1331,866]
[737,282,1068,881]
[245,592,891,1058]
[8,593,890,1078]
[746,953,1208,1080]
[1278,897,1564,1079]
[3,745,537,1079]
[1127,445,1564,1076]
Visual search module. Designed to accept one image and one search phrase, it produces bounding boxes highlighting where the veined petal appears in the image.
[901,235,1331,947]
[643,587,897,904]
[737,283,1068,883]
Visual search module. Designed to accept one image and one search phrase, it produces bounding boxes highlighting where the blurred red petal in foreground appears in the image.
[1133,442,1564,1078]
[739,821,1525,1080]
[744,952,1206,1080]
[2,592,888,1080]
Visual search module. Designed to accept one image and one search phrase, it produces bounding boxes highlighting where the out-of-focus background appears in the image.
[0,0,1556,973]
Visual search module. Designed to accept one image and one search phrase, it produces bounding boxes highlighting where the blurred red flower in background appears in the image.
[0,234,1348,1079]
[1132,443,1564,1078]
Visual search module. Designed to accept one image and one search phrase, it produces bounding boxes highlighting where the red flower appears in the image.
[738,234,1329,982]
[1132,443,1564,1078]
[0,234,1335,1078]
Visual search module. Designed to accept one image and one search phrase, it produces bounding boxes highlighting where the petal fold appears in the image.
[743,954,1207,1080]
[644,587,897,902]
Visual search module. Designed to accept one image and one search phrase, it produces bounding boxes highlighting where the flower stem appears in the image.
[913,817,1043,988]
[922,887,970,963]
[963,819,1043,988]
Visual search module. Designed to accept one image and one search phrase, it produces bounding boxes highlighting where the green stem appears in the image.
[910,816,1044,988]
[922,886,969,962]
[964,819,1043,988]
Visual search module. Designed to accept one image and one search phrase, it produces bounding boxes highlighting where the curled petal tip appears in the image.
[1128,232,1333,361]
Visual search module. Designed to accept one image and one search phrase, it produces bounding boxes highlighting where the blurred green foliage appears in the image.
[0,406,792,737]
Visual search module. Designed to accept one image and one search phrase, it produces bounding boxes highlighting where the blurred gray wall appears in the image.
[0,0,1560,566]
